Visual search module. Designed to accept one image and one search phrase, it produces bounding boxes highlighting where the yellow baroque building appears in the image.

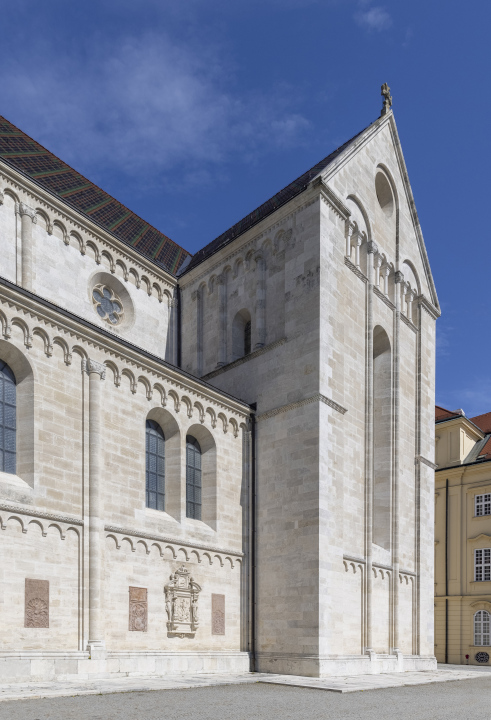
[435,405,491,665]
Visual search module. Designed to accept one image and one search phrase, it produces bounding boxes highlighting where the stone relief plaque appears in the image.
[129,586,147,631]
[212,594,225,635]
[25,579,49,628]
[164,565,201,637]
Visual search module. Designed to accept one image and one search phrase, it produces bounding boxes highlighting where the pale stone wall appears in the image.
[180,111,438,676]
[0,168,177,361]
[0,278,250,678]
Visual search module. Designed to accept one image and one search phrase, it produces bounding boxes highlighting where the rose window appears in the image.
[476,652,490,664]
[92,285,124,325]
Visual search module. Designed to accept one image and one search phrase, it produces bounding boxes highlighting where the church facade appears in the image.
[0,104,439,682]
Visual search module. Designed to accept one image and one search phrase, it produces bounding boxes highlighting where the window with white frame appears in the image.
[476,494,491,517]
[475,610,491,646]
[475,549,491,581]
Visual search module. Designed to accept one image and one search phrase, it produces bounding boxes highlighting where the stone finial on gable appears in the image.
[381,83,392,116]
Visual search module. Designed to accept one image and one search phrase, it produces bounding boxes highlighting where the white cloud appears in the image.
[355,6,392,32]
[1,32,309,183]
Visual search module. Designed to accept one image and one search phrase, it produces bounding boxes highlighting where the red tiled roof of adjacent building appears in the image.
[435,405,463,422]
[469,411,491,434]
[0,115,191,275]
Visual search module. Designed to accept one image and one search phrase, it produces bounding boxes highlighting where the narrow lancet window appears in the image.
[372,326,392,550]
[186,435,202,520]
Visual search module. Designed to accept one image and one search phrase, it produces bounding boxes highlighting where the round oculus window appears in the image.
[92,284,124,326]
[475,652,489,664]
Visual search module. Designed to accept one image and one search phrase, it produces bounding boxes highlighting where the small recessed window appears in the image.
[475,549,491,581]
[476,494,491,517]
[375,171,394,218]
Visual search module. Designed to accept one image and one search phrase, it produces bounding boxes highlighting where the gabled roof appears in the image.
[182,122,373,274]
[0,115,191,275]
[435,405,463,422]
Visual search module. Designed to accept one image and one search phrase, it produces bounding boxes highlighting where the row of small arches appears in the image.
[1,187,173,303]
[0,313,244,436]
[0,514,80,540]
[343,561,415,584]
[105,534,241,569]
[193,228,293,297]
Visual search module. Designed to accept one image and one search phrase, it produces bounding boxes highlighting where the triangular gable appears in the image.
[318,111,440,313]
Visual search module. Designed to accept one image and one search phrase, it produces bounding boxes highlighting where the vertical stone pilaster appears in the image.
[254,256,266,350]
[392,270,404,656]
[17,203,37,292]
[85,358,106,656]
[216,274,227,367]
[365,240,377,655]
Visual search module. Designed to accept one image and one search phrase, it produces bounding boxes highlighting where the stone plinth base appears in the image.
[255,653,437,677]
[0,651,251,683]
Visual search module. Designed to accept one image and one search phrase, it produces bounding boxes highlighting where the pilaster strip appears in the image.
[256,392,347,422]
[104,525,243,558]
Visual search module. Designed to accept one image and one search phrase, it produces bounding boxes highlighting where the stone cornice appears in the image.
[104,525,243,558]
[256,392,347,422]
[0,275,250,419]
[417,294,441,320]
[344,256,368,283]
[416,455,438,470]
[202,338,287,381]
[373,286,395,311]
[0,503,83,526]
[400,313,418,333]
[0,162,176,292]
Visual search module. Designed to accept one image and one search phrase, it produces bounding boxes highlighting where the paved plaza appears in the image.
[2,674,491,720]
[1,666,491,719]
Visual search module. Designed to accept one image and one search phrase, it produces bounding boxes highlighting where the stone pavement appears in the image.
[0,664,490,702]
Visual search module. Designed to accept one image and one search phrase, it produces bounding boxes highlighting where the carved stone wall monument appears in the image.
[164,565,201,636]
[212,593,225,635]
[25,579,49,628]
[129,586,147,631]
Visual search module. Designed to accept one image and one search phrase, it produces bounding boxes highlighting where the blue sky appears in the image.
[0,0,489,416]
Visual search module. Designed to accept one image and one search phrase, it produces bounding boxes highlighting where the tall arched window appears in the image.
[373,326,392,550]
[232,309,252,360]
[475,611,491,646]
[0,360,16,474]
[186,435,202,520]
[146,420,165,511]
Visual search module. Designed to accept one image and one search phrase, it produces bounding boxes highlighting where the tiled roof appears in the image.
[435,405,463,422]
[0,115,191,275]
[470,411,491,434]
[182,122,373,274]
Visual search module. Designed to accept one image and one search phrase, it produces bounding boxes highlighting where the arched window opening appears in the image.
[475,610,491,646]
[373,326,392,550]
[146,419,165,511]
[0,360,16,474]
[232,309,252,361]
[244,320,251,356]
[186,435,202,520]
